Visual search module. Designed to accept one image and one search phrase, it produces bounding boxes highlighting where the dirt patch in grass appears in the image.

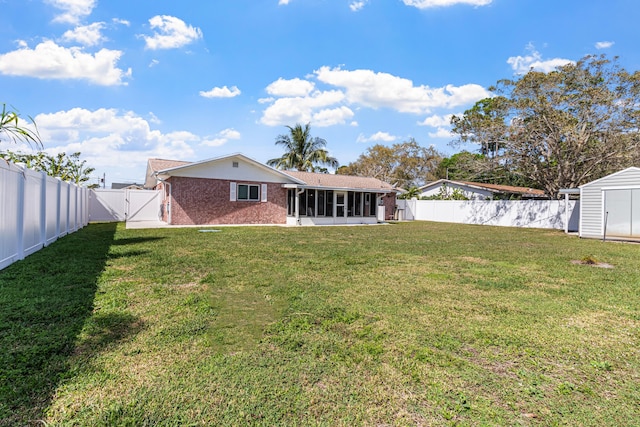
[570,260,614,268]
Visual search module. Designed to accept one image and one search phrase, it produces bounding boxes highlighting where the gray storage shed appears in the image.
[579,167,640,240]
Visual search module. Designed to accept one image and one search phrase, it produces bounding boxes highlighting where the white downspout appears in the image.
[296,188,305,226]
[154,174,172,224]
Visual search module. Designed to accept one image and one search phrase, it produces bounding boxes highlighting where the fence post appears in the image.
[55,178,61,239]
[40,171,47,247]
[16,165,25,261]
[66,181,70,235]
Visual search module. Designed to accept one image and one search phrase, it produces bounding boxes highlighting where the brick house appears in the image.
[144,153,397,226]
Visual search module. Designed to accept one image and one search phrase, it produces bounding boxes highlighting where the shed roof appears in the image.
[579,167,640,189]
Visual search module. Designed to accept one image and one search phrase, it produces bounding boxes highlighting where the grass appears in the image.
[1,221,639,426]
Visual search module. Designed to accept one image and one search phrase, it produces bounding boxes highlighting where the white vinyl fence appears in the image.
[397,199,579,231]
[89,188,162,222]
[1,160,89,270]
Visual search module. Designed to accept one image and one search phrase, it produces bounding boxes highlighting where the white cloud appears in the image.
[260,90,345,126]
[149,59,160,67]
[356,132,397,143]
[350,1,369,11]
[428,128,453,138]
[418,113,455,127]
[266,78,315,97]
[0,40,131,86]
[32,108,196,179]
[46,0,96,24]
[312,106,355,127]
[61,22,105,46]
[314,66,490,113]
[219,128,241,140]
[143,15,203,50]
[259,66,489,128]
[199,85,241,98]
[148,112,161,124]
[113,18,130,26]
[595,41,614,49]
[507,45,574,74]
[278,0,291,4]
[402,0,492,8]
[201,128,241,147]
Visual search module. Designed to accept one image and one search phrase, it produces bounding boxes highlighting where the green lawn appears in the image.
[1,221,638,426]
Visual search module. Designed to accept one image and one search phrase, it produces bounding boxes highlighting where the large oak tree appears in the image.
[451,55,640,198]
[337,139,442,188]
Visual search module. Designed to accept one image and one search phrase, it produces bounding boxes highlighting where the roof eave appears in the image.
[282,183,394,193]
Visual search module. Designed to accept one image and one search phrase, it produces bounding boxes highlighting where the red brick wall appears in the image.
[167,177,287,225]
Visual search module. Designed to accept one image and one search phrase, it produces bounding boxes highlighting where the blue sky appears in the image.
[0,0,637,186]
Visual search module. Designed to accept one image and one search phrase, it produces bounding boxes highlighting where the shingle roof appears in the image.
[284,170,394,191]
[144,155,395,192]
[147,158,192,173]
[145,158,193,188]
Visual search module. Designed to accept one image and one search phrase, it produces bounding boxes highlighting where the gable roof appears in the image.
[144,153,396,192]
[419,179,546,197]
[144,153,306,188]
[284,170,395,192]
[145,158,192,188]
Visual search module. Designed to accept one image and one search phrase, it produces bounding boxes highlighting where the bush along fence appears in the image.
[0,160,89,270]
[396,199,580,232]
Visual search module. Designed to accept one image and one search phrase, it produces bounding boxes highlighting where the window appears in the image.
[237,184,260,201]
[307,190,316,216]
[347,191,363,216]
[287,189,295,216]
[318,191,325,216]
[299,191,308,215]
[369,193,376,216]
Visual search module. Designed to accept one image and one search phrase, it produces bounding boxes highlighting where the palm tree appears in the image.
[0,104,41,148]
[267,123,338,172]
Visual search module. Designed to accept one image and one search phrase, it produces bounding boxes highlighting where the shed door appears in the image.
[604,189,640,238]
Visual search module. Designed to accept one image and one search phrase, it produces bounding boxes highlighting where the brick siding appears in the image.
[168,177,287,225]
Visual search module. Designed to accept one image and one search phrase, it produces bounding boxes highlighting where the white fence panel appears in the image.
[22,168,45,257]
[89,189,126,221]
[397,199,579,231]
[45,176,60,245]
[0,161,21,269]
[0,160,89,271]
[88,189,162,222]
[126,189,162,222]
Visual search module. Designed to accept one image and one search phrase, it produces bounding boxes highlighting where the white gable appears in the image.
[158,154,301,184]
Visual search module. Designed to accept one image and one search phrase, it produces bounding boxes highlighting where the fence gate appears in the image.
[125,189,162,222]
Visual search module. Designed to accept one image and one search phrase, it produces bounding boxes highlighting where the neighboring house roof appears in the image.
[111,183,144,190]
[458,181,546,197]
[419,179,546,198]
[284,170,395,192]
